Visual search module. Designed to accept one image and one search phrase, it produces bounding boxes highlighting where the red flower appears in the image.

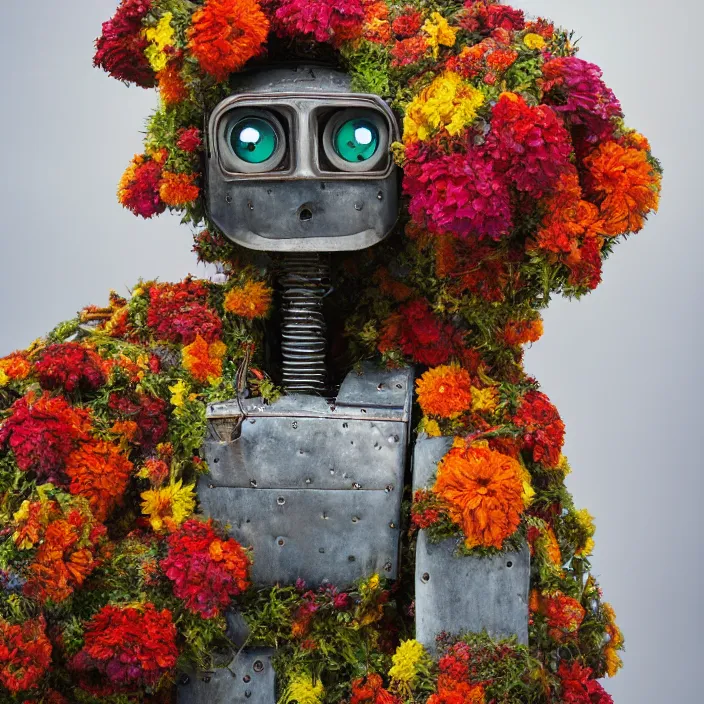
[275,0,366,44]
[565,236,603,290]
[146,280,222,345]
[161,519,250,618]
[484,4,525,32]
[0,392,91,483]
[93,0,155,88]
[35,343,106,393]
[391,7,424,38]
[176,127,203,152]
[379,300,461,367]
[558,661,613,704]
[118,155,166,219]
[513,390,565,467]
[70,604,178,689]
[108,392,169,452]
[0,617,52,694]
[351,673,401,704]
[391,36,428,67]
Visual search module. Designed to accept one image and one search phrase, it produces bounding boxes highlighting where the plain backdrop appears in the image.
[1,1,702,701]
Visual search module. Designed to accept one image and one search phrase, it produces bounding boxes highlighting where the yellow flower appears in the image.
[132,286,144,297]
[523,33,546,50]
[389,639,426,683]
[144,12,175,73]
[471,386,498,413]
[422,12,457,58]
[420,417,441,437]
[604,645,623,677]
[169,380,189,409]
[517,464,535,507]
[574,507,596,556]
[403,71,485,144]
[140,480,196,533]
[0,369,8,387]
[281,674,324,704]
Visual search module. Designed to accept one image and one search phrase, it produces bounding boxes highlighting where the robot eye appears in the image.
[321,108,389,173]
[222,109,287,173]
[231,117,278,164]
[333,119,379,163]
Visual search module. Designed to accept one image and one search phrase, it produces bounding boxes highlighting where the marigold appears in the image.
[65,440,134,521]
[388,639,426,683]
[503,318,544,346]
[427,675,485,704]
[604,645,623,677]
[416,364,472,419]
[140,480,196,532]
[182,334,226,383]
[159,171,200,206]
[434,444,525,549]
[403,71,485,143]
[540,592,586,642]
[188,0,269,81]
[585,140,661,236]
[0,617,52,694]
[224,280,274,319]
[157,60,188,105]
[0,352,31,384]
[422,12,457,58]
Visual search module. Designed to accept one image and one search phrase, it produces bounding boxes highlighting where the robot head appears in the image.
[205,64,400,252]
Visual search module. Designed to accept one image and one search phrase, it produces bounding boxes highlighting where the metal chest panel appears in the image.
[412,435,530,652]
[198,483,402,587]
[177,648,275,704]
[415,533,530,652]
[205,416,407,490]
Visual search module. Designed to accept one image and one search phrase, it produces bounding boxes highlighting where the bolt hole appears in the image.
[243,675,251,683]
[277,538,285,546]
[277,497,286,505]
[348,555,356,562]
[421,572,430,583]
[299,208,313,221]
[253,660,264,673]
[506,561,513,568]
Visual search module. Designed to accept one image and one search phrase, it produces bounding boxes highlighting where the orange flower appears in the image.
[416,364,472,419]
[434,444,525,549]
[65,441,134,521]
[428,675,485,704]
[223,281,273,319]
[503,317,544,346]
[539,591,586,642]
[182,335,226,382]
[0,352,31,381]
[187,0,269,82]
[157,61,188,106]
[434,234,457,278]
[585,140,661,236]
[159,171,200,206]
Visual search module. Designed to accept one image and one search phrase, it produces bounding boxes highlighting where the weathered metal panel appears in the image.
[177,648,275,704]
[411,435,529,652]
[415,533,530,652]
[198,484,402,587]
[205,416,407,490]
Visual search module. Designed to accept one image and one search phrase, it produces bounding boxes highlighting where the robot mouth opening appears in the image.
[298,207,313,222]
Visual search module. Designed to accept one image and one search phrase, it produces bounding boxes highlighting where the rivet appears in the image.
[213,457,219,464]
[249,418,256,424]
[388,435,399,444]
[250,479,258,488]
[292,421,298,429]
[277,497,286,505]
[299,449,305,455]
[245,691,252,699]
[377,191,384,201]
[384,561,393,572]
[225,195,232,204]
[506,561,513,568]
[389,522,396,529]
[267,188,273,195]
[319,547,325,553]
[342,422,349,429]
[421,572,430,583]
[253,660,264,673]
[354,202,363,211]
[243,675,251,683]
[277,538,285,546]
[179,674,191,686]
[348,555,356,562]
[361,408,367,414]
[208,484,215,489]
[247,200,254,210]
[322,511,329,519]
[377,382,385,390]
[352,516,359,523]
[329,468,335,475]
[396,383,403,389]
[305,478,312,485]
[385,484,394,493]
[353,482,362,490]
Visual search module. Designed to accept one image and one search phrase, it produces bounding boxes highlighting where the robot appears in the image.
[177,64,529,704]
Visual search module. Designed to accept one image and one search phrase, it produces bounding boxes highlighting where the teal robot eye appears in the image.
[231,117,279,164]
[334,119,379,163]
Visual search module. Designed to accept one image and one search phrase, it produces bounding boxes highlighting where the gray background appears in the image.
[0,1,701,701]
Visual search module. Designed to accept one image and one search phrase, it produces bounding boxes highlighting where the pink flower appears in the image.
[275,0,365,44]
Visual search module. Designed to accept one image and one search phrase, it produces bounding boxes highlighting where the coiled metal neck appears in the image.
[279,254,332,394]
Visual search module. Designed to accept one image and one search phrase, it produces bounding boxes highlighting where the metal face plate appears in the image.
[177,648,275,704]
[411,435,454,492]
[415,533,530,652]
[205,417,407,490]
[198,484,402,587]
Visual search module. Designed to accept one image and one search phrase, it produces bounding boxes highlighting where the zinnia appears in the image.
[188,0,269,82]
[434,444,525,549]
[416,364,473,418]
